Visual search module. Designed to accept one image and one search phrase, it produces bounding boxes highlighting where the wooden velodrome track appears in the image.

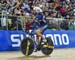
[0,48,75,60]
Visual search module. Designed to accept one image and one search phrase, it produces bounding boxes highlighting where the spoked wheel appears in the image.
[21,37,34,56]
[41,37,54,56]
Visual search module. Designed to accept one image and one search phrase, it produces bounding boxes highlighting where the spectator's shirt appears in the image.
[25,22,33,30]
[22,3,31,13]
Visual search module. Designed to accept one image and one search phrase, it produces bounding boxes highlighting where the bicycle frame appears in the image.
[25,29,38,50]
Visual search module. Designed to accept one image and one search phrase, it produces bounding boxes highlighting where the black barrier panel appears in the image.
[8,16,17,30]
[7,16,22,30]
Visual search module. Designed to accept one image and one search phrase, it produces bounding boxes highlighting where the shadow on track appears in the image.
[12,55,50,60]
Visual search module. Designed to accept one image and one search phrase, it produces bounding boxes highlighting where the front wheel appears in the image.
[41,37,54,56]
[21,37,34,56]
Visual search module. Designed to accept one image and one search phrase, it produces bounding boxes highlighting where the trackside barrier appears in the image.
[0,30,75,51]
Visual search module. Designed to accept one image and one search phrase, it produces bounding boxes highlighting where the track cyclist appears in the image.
[25,6,48,51]
[32,6,48,51]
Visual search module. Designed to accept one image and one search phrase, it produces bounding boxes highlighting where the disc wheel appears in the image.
[21,37,34,56]
[41,37,54,56]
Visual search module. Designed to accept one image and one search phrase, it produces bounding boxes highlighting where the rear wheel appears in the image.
[21,38,34,56]
[41,37,54,56]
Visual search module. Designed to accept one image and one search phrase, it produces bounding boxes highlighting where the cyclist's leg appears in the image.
[36,29,43,45]
[34,29,42,51]
[36,25,48,44]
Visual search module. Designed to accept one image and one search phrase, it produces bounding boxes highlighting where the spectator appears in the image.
[59,5,67,17]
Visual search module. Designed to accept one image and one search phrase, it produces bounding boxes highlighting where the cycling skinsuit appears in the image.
[35,12,47,31]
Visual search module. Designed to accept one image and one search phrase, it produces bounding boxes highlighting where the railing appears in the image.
[0,10,26,30]
[0,11,75,30]
[46,18,75,30]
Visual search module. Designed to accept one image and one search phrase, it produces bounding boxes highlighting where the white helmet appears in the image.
[33,6,43,13]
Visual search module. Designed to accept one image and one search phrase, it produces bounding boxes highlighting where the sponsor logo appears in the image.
[11,34,69,47]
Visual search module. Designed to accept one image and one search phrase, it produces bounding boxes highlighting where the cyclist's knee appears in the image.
[36,29,42,37]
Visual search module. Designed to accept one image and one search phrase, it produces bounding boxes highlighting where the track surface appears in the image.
[0,48,75,60]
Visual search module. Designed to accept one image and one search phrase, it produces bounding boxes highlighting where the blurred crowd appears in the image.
[0,0,75,19]
[0,0,75,30]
